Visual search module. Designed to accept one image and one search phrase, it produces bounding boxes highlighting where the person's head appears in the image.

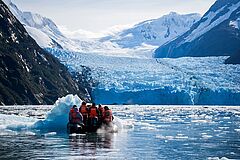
[72,105,77,108]
[82,101,86,106]
[92,103,96,107]
[104,106,109,110]
[98,104,102,108]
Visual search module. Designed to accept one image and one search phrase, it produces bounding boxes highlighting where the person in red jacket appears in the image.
[79,102,88,126]
[69,105,83,125]
[103,106,114,125]
[88,103,99,127]
[98,104,105,125]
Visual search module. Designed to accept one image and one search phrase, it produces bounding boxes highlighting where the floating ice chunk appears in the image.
[0,113,36,134]
[44,132,57,136]
[208,157,231,160]
[202,134,213,139]
[33,94,82,133]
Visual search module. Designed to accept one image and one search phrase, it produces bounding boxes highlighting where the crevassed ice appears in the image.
[47,48,240,93]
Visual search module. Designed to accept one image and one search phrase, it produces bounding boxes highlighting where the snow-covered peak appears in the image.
[154,0,240,58]
[183,0,240,43]
[2,1,81,50]
[21,12,57,30]
[136,12,200,27]
[102,12,201,48]
[4,1,64,38]
[2,0,115,52]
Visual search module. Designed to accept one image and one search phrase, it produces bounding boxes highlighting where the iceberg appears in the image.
[33,94,82,132]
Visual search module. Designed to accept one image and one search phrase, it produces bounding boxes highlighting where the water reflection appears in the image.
[68,133,114,157]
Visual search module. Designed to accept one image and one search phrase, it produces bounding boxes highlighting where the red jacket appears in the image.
[69,107,83,124]
[89,106,98,118]
[103,110,113,123]
[79,105,88,116]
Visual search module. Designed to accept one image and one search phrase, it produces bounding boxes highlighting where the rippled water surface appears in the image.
[0,105,240,159]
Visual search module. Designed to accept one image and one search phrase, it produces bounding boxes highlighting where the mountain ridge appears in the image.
[154,0,240,59]
[100,12,201,49]
[0,0,87,105]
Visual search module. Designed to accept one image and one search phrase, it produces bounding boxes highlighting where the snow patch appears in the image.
[25,26,53,48]
[10,32,17,42]
[229,18,240,29]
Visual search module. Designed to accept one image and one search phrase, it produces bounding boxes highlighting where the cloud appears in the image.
[58,23,134,40]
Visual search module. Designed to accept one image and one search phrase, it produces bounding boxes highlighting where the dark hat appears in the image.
[104,106,109,110]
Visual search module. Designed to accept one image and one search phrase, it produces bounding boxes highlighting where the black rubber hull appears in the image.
[67,123,102,134]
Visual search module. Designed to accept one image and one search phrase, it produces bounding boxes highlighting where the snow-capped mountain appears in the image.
[154,0,240,58]
[3,0,63,48]
[0,0,87,105]
[3,0,120,53]
[101,12,201,48]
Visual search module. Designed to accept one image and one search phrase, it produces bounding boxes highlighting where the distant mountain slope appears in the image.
[0,0,87,105]
[3,0,118,53]
[4,1,202,58]
[3,0,64,48]
[154,0,240,58]
[101,12,201,48]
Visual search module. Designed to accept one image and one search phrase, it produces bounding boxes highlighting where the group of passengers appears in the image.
[69,102,114,127]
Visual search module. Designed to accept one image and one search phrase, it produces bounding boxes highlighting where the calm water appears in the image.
[0,105,240,159]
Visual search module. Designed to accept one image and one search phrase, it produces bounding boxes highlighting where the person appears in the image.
[103,106,114,125]
[79,102,88,126]
[98,104,105,125]
[69,105,83,125]
[88,103,99,127]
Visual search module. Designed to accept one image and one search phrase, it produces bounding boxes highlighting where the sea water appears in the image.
[0,97,239,159]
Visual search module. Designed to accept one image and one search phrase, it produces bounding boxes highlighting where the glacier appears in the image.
[47,48,240,105]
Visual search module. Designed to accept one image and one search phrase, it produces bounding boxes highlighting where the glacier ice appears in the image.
[47,48,240,105]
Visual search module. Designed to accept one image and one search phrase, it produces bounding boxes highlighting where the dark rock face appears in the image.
[225,50,240,64]
[0,1,86,105]
[154,0,240,58]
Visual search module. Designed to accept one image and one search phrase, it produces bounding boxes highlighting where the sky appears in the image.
[12,0,216,34]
